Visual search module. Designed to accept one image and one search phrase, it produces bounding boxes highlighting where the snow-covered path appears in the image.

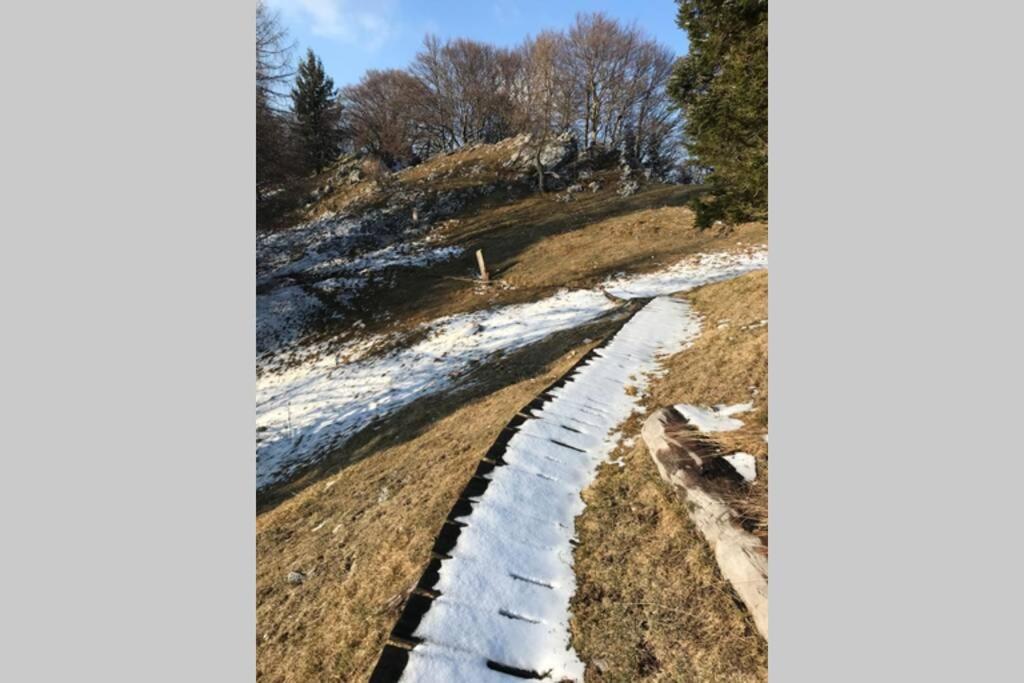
[372,296,702,682]
[256,248,766,491]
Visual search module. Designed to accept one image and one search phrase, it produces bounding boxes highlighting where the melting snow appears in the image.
[256,289,617,489]
[256,284,323,353]
[723,452,757,482]
[673,402,753,432]
[398,296,701,682]
[256,248,766,490]
[309,240,463,278]
[256,239,465,356]
[602,250,766,298]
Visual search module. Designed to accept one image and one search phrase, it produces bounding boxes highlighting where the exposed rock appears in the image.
[538,131,577,169]
[507,131,578,173]
[286,571,306,585]
[617,179,640,197]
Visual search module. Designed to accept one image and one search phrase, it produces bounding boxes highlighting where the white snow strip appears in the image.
[256,248,766,490]
[723,452,757,482]
[398,296,701,682]
[311,276,366,294]
[673,402,753,432]
[309,241,464,277]
[256,289,616,489]
[602,249,766,298]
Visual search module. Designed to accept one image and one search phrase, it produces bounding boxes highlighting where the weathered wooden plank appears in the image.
[641,406,768,641]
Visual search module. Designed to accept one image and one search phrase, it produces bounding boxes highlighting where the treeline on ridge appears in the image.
[257,0,768,227]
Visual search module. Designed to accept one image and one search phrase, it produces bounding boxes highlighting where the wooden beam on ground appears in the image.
[641,407,769,641]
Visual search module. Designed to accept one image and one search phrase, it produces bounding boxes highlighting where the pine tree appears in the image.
[291,49,341,173]
[668,0,768,227]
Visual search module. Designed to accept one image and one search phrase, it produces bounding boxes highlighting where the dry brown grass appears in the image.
[569,268,768,682]
[305,178,765,344]
[256,323,619,682]
[266,157,766,386]
[256,271,769,681]
[650,269,768,540]
[257,137,770,680]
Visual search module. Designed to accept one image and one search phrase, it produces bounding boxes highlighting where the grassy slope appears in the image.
[570,271,768,682]
[257,330,614,682]
[257,140,768,681]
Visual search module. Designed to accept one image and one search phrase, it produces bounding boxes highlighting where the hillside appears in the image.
[256,136,768,682]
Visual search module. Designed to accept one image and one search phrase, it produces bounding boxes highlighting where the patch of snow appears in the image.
[723,452,757,482]
[309,241,464,278]
[602,249,766,299]
[257,237,464,357]
[256,285,322,353]
[256,248,767,489]
[311,276,366,294]
[673,402,753,432]
[399,296,700,682]
[256,289,617,489]
[257,214,363,284]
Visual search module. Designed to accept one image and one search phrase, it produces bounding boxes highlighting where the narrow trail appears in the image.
[370,296,701,682]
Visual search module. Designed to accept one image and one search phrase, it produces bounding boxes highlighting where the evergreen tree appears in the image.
[290,49,341,173]
[668,0,768,227]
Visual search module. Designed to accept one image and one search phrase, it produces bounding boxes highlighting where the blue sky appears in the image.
[266,0,689,88]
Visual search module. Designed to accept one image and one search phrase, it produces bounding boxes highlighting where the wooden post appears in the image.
[412,207,418,223]
[475,249,489,282]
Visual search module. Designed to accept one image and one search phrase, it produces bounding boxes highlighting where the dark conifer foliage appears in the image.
[669,0,768,227]
[290,49,342,173]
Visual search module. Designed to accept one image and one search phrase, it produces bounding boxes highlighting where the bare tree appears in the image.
[513,32,569,192]
[410,36,520,153]
[561,12,678,170]
[257,1,293,108]
[258,9,683,187]
[256,2,297,196]
[339,69,429,168]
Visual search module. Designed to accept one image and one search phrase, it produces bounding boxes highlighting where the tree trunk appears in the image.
[534,152,545,193]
